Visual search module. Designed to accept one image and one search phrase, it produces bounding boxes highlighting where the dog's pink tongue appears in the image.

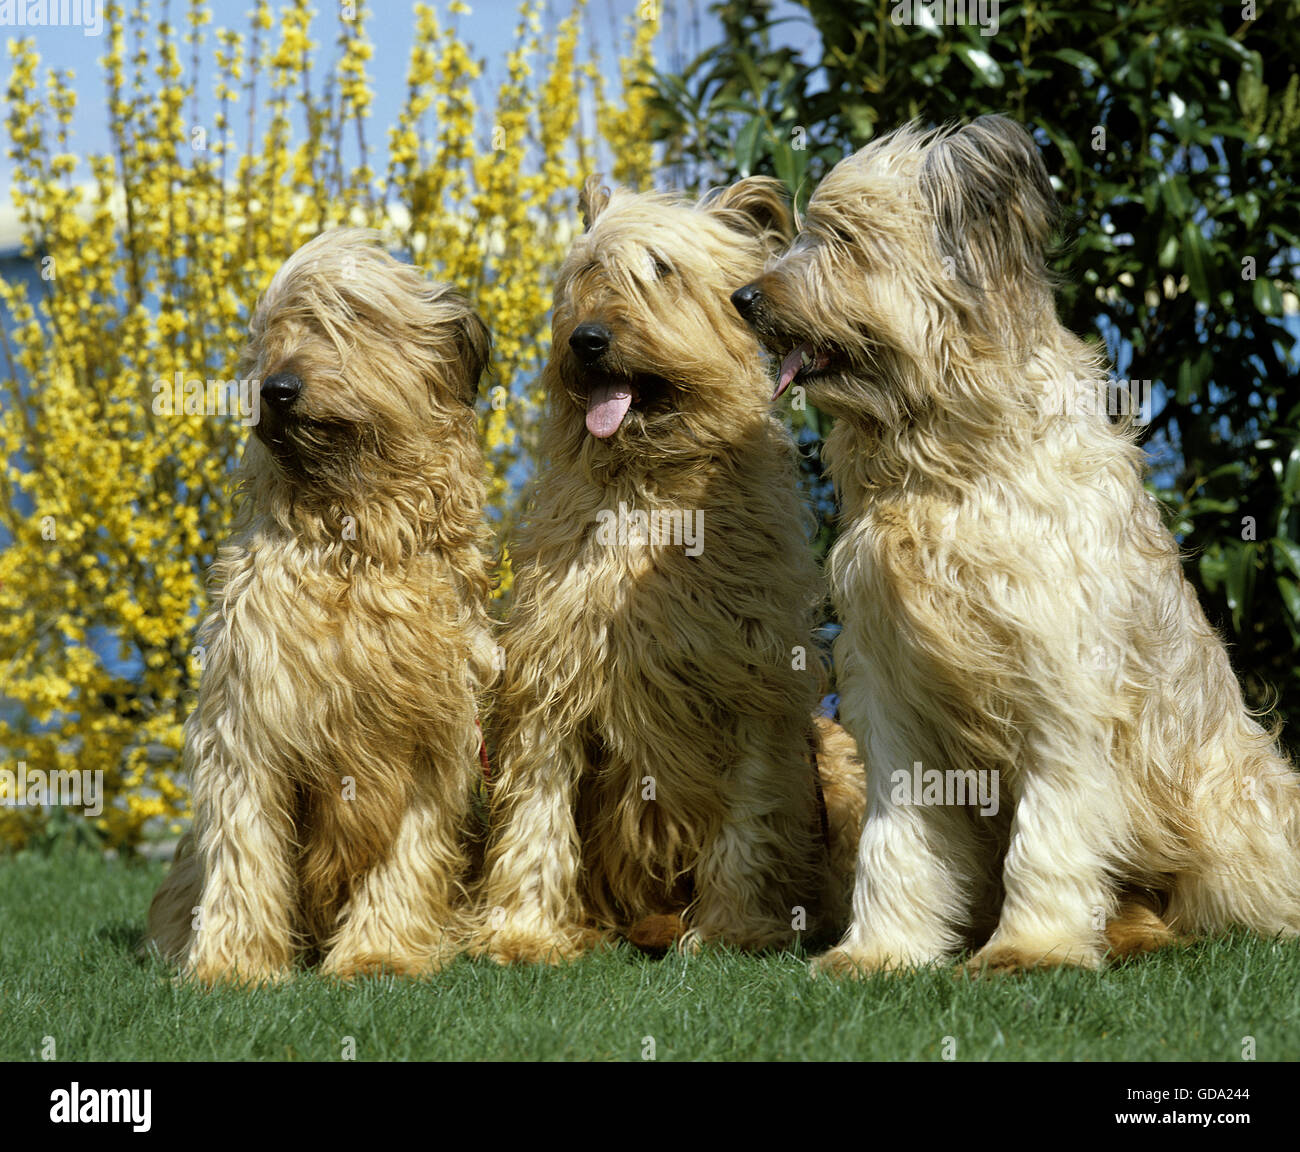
[775,343,811,400]
[586,382,633,438]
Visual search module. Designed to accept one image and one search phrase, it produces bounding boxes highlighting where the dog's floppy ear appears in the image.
[918,114,1057,289]
[446,302,492,406]
[579,174,612,232]
[706,176,794,253]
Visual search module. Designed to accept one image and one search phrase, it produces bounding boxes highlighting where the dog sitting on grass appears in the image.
[147,229,495,983]
[733,114,1300,975]
[476,176,861,963]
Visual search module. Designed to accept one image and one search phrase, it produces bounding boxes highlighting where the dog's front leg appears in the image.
[812,679,976,976]
[184,731,298,986]
[965,739,1120,974]
[814,794,979,976]
[476,715,600,964]
[320,771,470,980]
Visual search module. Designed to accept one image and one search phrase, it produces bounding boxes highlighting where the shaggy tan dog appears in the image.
[733,114,1300,975]
[477,176,858,963]
[147,229,495,983]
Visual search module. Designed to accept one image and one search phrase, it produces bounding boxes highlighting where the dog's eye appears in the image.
[805,217,855,249]
[824,223,856,249]
[649,254,673,280]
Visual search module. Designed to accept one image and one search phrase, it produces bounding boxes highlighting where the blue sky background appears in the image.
[0,0,800,214]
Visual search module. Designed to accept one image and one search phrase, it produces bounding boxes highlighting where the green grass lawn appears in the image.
[1,849,1296,1062]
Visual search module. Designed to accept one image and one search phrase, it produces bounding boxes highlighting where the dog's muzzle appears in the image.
[261,371,303,411]
[569,323,613,366]
[730,282,763,323]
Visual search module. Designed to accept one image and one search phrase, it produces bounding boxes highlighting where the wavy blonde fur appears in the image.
[476,177,852,962]
[736,115,1300,975]
[146,229,495,983]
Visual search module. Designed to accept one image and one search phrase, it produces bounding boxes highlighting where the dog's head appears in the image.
[731,115,1059,423]
[242,228,490,494]
[545,175,793,466]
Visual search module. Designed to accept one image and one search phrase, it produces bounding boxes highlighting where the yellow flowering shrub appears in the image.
[0,0,658,850]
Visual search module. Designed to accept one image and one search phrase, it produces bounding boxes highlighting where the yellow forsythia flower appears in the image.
[0,0,658,850]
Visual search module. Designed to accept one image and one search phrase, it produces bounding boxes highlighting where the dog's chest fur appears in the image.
[827,411,1202,785]
[200,536,480,781]
[562,471,813,712]
[509,455,817,803]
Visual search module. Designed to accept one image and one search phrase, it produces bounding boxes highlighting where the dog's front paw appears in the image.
[480,927,604,966]
[809,945,915,979]
[319,950,446,981]
[185,957,293,988]
[962,939,1103,977]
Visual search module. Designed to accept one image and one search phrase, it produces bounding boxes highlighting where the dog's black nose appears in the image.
[731,283,763,318]
[261,371,302,410]
[569,323,612,363]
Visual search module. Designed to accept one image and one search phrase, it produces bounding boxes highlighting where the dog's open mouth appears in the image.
[586,377,639,438]
[773,342,833,400]
[584,374,672,439]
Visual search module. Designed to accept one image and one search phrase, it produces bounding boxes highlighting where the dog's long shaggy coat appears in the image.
[477,177,845,962]
[734,115,1300,975]
[147,229,495,983]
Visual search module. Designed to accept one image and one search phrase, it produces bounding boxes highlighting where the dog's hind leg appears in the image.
[814,717,869,940]
[144,831,202,964]
[682,734,821,952]
[1105,886,1181,958]
[1164,718,1300,939]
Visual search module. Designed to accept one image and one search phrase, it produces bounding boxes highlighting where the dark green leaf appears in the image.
[734,116,763,178]
[1181,221,1213,302]
[1273,537,1300,581]
[1224,541,1257,633]
[1252,276,1283,316]
[953,43,1003,87]
[1049,48,1100,76]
